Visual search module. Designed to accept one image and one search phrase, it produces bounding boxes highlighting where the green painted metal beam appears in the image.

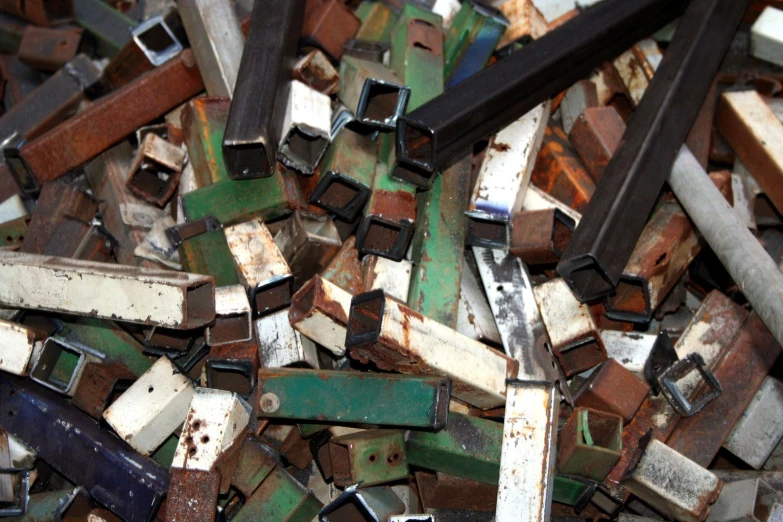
[232,465,322,522]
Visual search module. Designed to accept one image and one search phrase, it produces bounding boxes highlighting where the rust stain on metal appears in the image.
[568,106,625,184]
[17,50,204,187]
[301,0,360,60]
[371,189,417,225]
[72,362,136,420]
[166,468,220,522]
[531,125,595,212]
[574,358,650,424]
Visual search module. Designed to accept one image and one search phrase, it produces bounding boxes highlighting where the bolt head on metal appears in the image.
[260,392,280,413]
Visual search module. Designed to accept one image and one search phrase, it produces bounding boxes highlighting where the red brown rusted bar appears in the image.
[568,105,625,184]
[125,133,185,207]
[20,181,97,254]
[18,25,82,72]
[0,0,73,26]
[574,358,650,424]
[301,0,360,61]
[508,208,575,265]
[72,362,136,420]
[7,49,204,193]
[416,470,498,512]
[665,312,781,467]
[206,337,259,400]
[166,468,220,522]
[531,125,595,213]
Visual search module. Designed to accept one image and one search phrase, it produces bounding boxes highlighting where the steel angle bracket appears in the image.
[473,247,572,405]
[0,373,168,522]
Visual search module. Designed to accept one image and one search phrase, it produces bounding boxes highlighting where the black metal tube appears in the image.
[222,0,305,179]
[557,0,749,302]
[394,0,687,178]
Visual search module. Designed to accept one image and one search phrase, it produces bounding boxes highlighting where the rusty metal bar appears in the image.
[5,50,203,194]
[557,0,748,302]
[18,25,83,72]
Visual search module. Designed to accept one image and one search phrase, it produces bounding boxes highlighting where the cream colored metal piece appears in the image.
[467,102,550,230]
[171,388,251,471]
[0,251,214,328]
[206,284,253,346]
[495,380,559,522]
[362,255,412,302]
[600,329,657,378]
[0,320,42,376]
[751,7,783,68]
[256,310,319,368]
[279,80,332,175]
[622,438,722,522]
[134,215,182,269]
[0,194,27,224]
[289,275,352,357]
[348,294,516,409]
[103,356,195,456]
[456,261,503,345]
[497,0,548,47]
[225,218,292,292]
[274,211,342,287]
[723,377,783,470]
[521,185,582,225]
[530,0,575,24]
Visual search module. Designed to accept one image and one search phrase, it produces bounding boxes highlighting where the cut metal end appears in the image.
[223,141,273,179]
[557,255,616,302]
[345,289,386,349]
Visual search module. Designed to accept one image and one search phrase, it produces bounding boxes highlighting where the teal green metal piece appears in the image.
[355,1,399,43]
[182,97,232,187]
[557,406,623,482]
[0,216,27,250]
[329,430,409,487]
[231,434,279,497]
[232,465,323,522]
[444,1,508,87]
[552,475,596,507]
[57,317,153,377]
[178,228,240,287]
[256,368,450,429]
[10,488,74,521]
[150,433,178,469]
[407,156,471,328]
[74,0,136,57]
[182,166,303,226]
[308,126,378,221]
[389,5,444,111]
[405,412,502,485]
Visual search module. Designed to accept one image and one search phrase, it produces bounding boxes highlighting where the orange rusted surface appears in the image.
[568,106,625,184]
[531,125,595,212]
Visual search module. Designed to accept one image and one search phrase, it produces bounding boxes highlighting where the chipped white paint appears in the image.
[613,49,648,107]
[673,313,729,399]
[468,102,550,222]
[134,215,182,269]
[521,185,582,225]
[0,320,41,376]
[362,255,412,302]
[497,0,548,47]
[723,377,783,470]
[533,278,601,353]
[104,356,195,455]
[256,310,319,368]
[30,338,100,396]
[178,0,244,98]
[622,438,722,522]
[752,7,783,68]
[120,202,166,229]
[600,330,657,378]
[560,80,597,135]
[531,0,575,24]
[279,80,331,174]
[7,433,35,469]
[359,295,513,409]
[225,219,291,289]
[289,276,351,357]
[171,388,250,471]
[206,284,252,346]
[495,381,558,522]
[0,194,27,224]
[0,251,213,328]
[432,0,461,28]
[456,261,502,345]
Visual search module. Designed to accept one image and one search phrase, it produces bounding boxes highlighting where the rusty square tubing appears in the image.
[508,208,575,265]
[0,251,216,329]
[166,468,221,522]
[0,54,98,149]
[301,0,361,61]
[0,0,73,26]
[568,105,625,185]
[532,277,607,377]
[288,275,352,357]
[0,319,44,376]
[71,362,135,420]
[294,50,339,95]
[557,407,623,482]
[206,337,260,400]
[604,199,702,323]
[574,358,651,424]
[17,25,83,72]
[345,290,518,409]
[4,49,204,194]
[126,133,186,208]
[206,284,253,347]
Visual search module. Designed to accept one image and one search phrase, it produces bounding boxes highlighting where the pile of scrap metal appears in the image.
[0,0,782,520]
